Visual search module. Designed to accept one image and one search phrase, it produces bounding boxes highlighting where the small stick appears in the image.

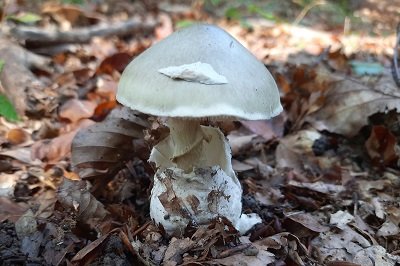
[10,18,157,45]
[392,23,400,88]
[216,243,252,259]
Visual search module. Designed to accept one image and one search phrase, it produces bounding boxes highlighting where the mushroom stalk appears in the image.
[167,118,203,157]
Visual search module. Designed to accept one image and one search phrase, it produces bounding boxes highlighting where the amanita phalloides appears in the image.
[117,24,282,236]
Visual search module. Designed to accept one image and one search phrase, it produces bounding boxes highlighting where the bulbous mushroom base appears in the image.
[150,166,242,236]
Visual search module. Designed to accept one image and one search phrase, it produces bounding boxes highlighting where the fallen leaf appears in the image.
[71,107,149,181]
[57,178,108,225]
[377,220,399,237]
[0,173,18,197]
[330,210,354,229]
[71,232,110,264]
[59,99,97,123]
[41,3,100,30]
[275,128,321,176]
[353,245,400,266]
[0,147,42,165]
[240,114,284,141]
[311,224,374,264]
[365,125,398,166]
[0,196,28,222]
[31,119,94,163]
[164,237,195,266]
[96,52,132,75]
[0,93,19,121]
[227,133,257,155]
[306,78,400,137]
[6,128,29,145]
[284,212,329,234]
[215,237,276,266]
[288,180,345,195]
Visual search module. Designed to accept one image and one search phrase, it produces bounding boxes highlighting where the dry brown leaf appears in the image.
[71,232,110,264]
[41,3,101,29]
[306,78,400,137]
[59,99,97,123]
[284,212,329,234]
[365,125,398,166]
[96,75,118,99]
[275,128,321,177]
[0,196,28,222]
[240,114,285,141]
[31,119,95,163]
[214,237,275,266]
[96,52,133,75]
[0,147,42,165]
[57,178,108,224]
[6,128,30,145]
[164,237,195,266]
[71,107,149,180]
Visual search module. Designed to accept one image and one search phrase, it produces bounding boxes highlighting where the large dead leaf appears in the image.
[312,222,400,265]
[306,78,400,137]
[71,107,149,181]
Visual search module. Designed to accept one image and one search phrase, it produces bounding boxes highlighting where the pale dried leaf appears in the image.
[353,245,400,266]
[306,79,400,137]
[214,243,275,266]
[288,180,345,195]
[371,197,385,219]
[377,220,399,237]
[227,134,257,155]
[330,210,354,229]
[0,173,18,197]
[59,99,97,123]
[0,147,41,165]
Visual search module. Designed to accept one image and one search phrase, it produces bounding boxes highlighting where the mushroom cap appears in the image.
[117,24,282,120]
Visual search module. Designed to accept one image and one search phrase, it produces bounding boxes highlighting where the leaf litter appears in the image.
[1,0,400,265]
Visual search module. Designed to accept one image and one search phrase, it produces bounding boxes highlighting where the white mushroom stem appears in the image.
[167,118,204,158]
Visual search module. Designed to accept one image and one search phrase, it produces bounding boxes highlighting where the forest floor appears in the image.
[1,0,400,265]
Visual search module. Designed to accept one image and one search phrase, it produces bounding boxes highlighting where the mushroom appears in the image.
[117,24,282,236]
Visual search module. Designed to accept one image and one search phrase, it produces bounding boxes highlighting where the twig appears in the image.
[392,23,400,88]
[10,18,158,45]
[216,243,252,259]
[293,0,326,26]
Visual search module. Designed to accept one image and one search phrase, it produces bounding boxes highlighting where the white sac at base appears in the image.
[150,166,242,236]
